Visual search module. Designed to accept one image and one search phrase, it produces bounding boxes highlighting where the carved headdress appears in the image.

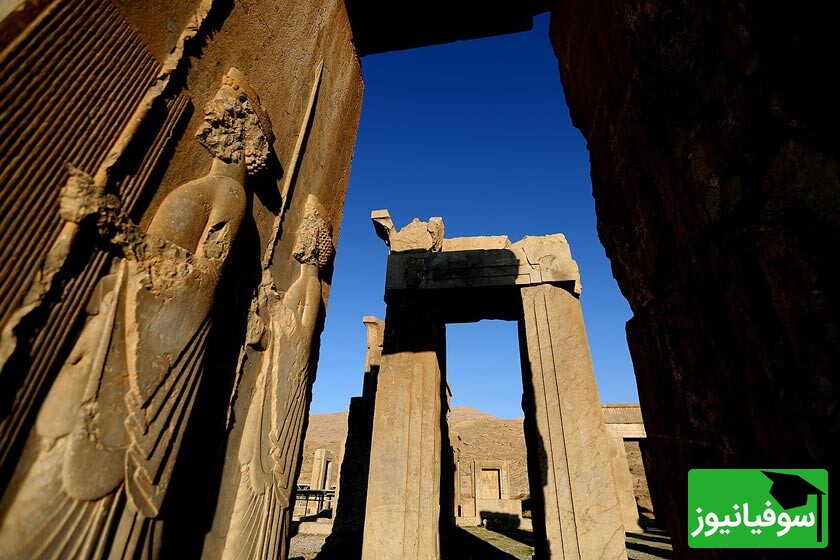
[292,194,334,268]
[222,67,274,145]
[196,67,274,174]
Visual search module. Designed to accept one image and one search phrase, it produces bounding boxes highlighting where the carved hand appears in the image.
[59,164,116,224]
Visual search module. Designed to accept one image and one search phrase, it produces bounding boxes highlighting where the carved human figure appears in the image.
[223,196,334,560]
[0,68,273,560]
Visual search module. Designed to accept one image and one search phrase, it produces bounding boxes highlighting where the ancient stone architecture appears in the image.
[317,316,382,558]
[310,448,338,491]
[309,400,654,555]
[361,211,626,559]
[292,448,337,520]
[549,4,838,558]
[1,1,836,559]
[602,404,648,533]
[223,195,335,560]
[453,459,524,528]
[0,66,277,559]
[1,2,358,558]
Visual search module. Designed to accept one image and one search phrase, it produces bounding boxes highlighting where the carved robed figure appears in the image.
[223,196,334,560]
[0,69,273,560]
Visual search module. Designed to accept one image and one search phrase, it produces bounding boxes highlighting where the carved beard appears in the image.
[292,210,334,267]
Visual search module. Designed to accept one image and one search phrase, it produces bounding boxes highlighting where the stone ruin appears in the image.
[0,2,835,559]
[316,327,654,553]
[453,459,521,529]
[293,448,338,521]
[357,210,625,559]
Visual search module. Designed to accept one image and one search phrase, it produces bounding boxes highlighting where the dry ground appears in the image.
[289,528,673,560]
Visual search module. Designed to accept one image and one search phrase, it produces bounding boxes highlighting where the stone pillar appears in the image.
[362,316,384,399]
[606,433,642,533]
[361,303,444,560]
[452,454,462,518]
[318,317,384,559]
[311,448,331,490]
[519,284,626,560]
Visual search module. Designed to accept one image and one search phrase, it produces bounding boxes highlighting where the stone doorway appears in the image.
[359,211,625,560]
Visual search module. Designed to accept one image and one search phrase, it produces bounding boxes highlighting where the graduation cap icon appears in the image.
[762,471,826,543]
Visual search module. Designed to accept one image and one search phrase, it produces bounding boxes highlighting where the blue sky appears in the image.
[312,14,638,418]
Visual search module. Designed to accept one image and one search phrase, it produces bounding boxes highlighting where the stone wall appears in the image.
[549,1,838,557]
[0,1,362,557]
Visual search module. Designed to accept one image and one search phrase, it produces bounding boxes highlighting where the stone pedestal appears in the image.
[361,304,445,560]
[520,284,627,560]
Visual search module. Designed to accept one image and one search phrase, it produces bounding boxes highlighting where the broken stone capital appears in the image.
[370,209,444,253]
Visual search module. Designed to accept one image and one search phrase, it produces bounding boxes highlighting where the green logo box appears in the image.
[688,469,827,548]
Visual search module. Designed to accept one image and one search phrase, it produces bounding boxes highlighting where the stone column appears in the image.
[606,432,642,533]
[318,317,384,559]
[361,302,445,560]
[519,284,627,560]
[311,448,330,490]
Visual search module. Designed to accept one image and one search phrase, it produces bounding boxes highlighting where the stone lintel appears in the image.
[345,0,550,56]
[605,423,647,439]
[372,211,581,295]
[602,404,646,439]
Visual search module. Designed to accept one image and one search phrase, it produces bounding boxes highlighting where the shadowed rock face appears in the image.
[549,1,838,557]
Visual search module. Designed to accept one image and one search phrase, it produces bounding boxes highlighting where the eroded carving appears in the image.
[372,209,444,252]
[0,68,272,560]
[223,195,334,560]
[0,0,206,477]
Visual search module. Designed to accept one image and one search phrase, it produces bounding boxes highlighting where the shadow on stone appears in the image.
[479,511,521,532]
[625,540,673,559]
[446,527,520,560]
[627,531,671,545]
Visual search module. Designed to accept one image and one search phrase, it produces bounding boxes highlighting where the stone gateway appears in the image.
[360,211,626,560]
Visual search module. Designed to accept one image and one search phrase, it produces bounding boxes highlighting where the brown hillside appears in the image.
[298,411,348,486]
[297,407,530,497]
[448,410,530,499]
[296,406,651,516]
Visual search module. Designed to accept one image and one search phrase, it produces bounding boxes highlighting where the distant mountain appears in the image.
[298,406,527,495]
[298,411,348,486]
[448,405,499,424]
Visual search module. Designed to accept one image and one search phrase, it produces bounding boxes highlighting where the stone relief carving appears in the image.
[223,195,334,560]
[0,68,272,560]
[0,0,207,478]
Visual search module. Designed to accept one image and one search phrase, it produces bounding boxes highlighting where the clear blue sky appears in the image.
[312,14,638,418]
